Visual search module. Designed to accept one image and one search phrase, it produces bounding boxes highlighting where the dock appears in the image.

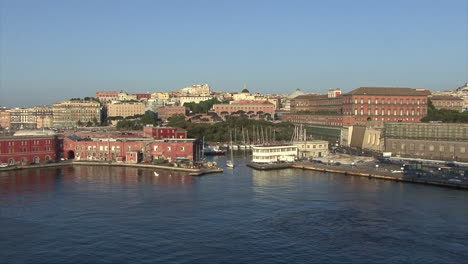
[292,163,468,190]
[0,161,223,176]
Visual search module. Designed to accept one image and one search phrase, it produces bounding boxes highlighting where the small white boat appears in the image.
[154,171,159,176]
[227,160,234,168]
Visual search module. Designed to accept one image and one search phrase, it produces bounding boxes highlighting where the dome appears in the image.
[289,89,305,98]
[14,129,56,137]
[241,88,250,93]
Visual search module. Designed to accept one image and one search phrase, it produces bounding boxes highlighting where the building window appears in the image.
[449,146,454,153]
[154,146,158,151]
[167,146,172,151]
[181,146,185,151]
[461,147,466,153]
[429,145,434,151]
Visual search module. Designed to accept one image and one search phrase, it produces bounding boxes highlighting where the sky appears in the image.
[0,0,467,108]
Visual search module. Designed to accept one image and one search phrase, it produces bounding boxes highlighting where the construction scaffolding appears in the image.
[385,123,468,142]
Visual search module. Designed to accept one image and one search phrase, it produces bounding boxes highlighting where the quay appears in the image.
[292,162,468,190]
[0,161,223,176]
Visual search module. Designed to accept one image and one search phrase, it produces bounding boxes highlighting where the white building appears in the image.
[180,84,211,96]
[294,140,329,159]
[179,96,214,106]
[252,145,298,163]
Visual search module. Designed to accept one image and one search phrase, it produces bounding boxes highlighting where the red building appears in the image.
[63,136,200,162]
[0,131,59,165]
[284,87,429,127]
[96,91,119,104]
[158,107,187,121]
[143,126,187,139]
[341,87,428,125]
[133,94,152,101]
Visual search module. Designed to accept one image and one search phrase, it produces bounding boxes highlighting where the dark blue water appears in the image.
[1,154,468,263]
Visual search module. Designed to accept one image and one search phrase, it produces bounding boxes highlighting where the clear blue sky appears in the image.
[0,0,467,107]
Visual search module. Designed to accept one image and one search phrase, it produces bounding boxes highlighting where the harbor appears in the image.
[1,154,467,263]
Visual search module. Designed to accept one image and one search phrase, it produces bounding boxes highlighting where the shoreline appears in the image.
[0,161,223,176]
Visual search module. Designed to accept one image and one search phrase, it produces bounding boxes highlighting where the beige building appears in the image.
[9,106,53,130]
[107,102,146,118]
[429,95,463,112]
[294,140,329,159]
[0,109,11,129]
[151,92,170,100]
[37,116,54,128]
[53,100,101,127]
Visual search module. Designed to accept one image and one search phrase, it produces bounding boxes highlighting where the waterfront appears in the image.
[1,154,468,263]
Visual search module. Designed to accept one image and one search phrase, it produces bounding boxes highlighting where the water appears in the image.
[1,154,468,263]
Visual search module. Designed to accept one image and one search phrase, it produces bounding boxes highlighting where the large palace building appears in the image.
[283,87,429,127]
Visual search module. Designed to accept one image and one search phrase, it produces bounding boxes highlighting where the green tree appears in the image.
[141,111,158,125]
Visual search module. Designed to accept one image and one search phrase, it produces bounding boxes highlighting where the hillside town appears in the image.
[1,83,468,168]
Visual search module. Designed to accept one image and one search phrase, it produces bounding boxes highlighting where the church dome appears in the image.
[289,89,305,98]
[241,88,250,93]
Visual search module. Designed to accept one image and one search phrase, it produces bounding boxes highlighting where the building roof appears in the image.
[429,95,463,101]
[230,100,274,105]
[13,129,56,136]
[346,87,429,96]
[292,94,326,100]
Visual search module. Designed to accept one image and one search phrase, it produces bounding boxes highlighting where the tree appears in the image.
[86,121,93,127]
[167,114,188,129]
[140,111,158,126]
[76,120,84,127]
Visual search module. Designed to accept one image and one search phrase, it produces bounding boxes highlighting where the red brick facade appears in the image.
[0,135,58,165]
[213,101,275,116]
[284,87,429,127]
[143,126,187,139]
[63,137,200,162]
